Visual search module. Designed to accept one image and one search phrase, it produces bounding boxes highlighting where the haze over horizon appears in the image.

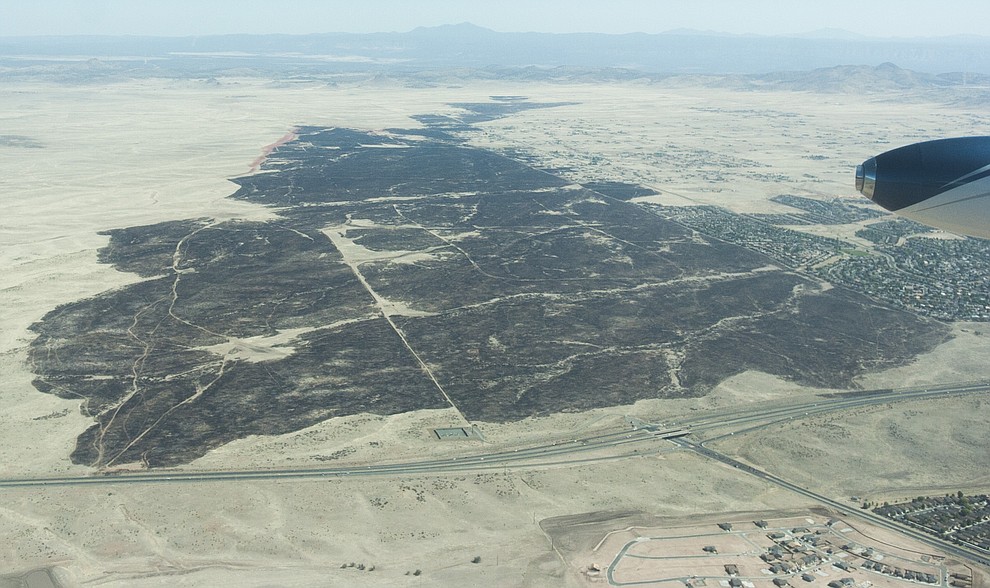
[4,0,990,39]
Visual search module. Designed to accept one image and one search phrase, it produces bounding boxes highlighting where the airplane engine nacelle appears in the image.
[856,136,990,239]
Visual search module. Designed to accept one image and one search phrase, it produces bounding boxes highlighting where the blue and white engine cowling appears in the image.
[856,136,990,239]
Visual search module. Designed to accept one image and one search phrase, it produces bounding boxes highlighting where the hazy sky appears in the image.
[4,0,990,38]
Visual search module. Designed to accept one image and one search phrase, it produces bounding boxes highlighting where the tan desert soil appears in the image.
[1,78,987,585]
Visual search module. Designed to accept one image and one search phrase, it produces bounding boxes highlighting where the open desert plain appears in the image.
[1,53,989,587]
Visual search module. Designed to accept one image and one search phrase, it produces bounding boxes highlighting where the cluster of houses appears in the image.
[875,494,990,553]
[760,526,830,578]
[762,522,940,587]
[720,563,796,588]
[699,520,948,588]
[859,560,937,584]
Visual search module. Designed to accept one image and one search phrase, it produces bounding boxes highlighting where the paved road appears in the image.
[672,436,990,566]
[1,380,986,564]
[668,380,990,566]
[1,381,984,489]
[0,427,665,488]
[671,381,989,442]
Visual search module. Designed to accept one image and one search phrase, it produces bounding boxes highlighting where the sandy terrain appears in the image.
[1,78,988,585]
[467,85,990,215]
[713,392,990,501]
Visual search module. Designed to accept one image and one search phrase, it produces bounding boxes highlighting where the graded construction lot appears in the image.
[547,510,980,588]
[1,77,989,586]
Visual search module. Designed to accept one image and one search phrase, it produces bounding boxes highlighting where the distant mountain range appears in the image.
[2,23,990,77]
